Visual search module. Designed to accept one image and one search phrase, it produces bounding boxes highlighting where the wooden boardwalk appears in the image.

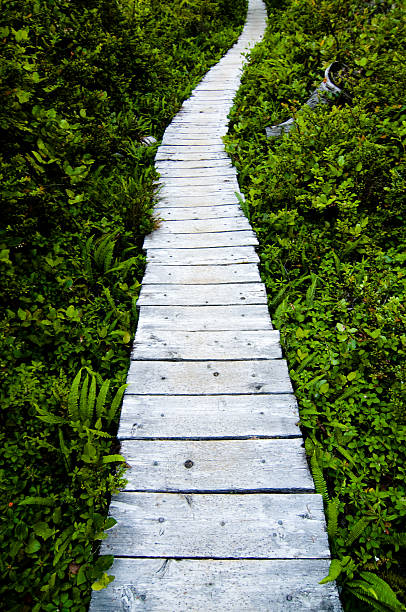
[90,1,342,609]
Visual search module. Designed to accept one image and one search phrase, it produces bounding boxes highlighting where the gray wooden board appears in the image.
[117,394,300,439]
[154,218,250,235]
[156,159,233,169]
[153,205,244,221]
[161,137,225,146]
[157,145,226,154]
[158,183,239,195]
[89,558,342,612]
[131,329,281,360]
[146,246,258,265]
[157,167,236,178]
[120,439,314,492]
[137,283,267,306]
[100,492,330,558]
[142,263,260,285]
[155,195,240,207]
[136,305,272,332]
[126,360,292,395]
[143,231,258,249]
[158,178,239,189]
[156,152,229,162]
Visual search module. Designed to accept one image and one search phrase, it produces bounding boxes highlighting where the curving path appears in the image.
[90,1,342,609]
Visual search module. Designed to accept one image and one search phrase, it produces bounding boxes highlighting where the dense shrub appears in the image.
[0,0,248,609]
[226,0,405,609]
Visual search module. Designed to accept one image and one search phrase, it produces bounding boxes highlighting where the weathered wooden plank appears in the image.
[157,167,236,178]
[143,231,258,249]
[137,282,267,306]
[158,176,239,189]
[121,439,313,492]
[89,558,341,612]
[152,218,251,235]
[155,194,240,207]
[136,305,272,332]
[153,204,244,221]
[126,360,292,395]
[157,145,225,155]
[100,492,330,558]
[142,263,260,284]
[117,394,300,439]
[157,188,239,201]
[146,246,258,264]
[155,150,229,162]
[161,137,225,147]
[156,158,233,169]
[131,329,281,360]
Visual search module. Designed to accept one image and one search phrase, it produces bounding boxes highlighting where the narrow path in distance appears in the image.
[90,1,342,609]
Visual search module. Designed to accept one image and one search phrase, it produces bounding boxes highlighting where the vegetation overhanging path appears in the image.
[90,1,342,609]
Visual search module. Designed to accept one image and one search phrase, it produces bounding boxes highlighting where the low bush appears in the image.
[226,0,405,609]
[0,0,248,609]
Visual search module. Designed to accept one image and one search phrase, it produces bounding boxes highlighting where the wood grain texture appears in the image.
[153,217,251,235]
[153,205,244,221]
[89,558,342,612]
[155,195,240,208]
[143,231,258,249]
[146,246,258,265]
[136,305,273,331]
[121,438,314,492]
[117,394,301,439]
[142,263,260,284]
[131,329,281,360]
[126,360,292,395]
[100,492,330,559]
[137,282,267,306]
[157,167,236,179]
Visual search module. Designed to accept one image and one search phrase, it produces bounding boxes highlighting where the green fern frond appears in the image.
[295,352,316,374]
[68,369,82,421]
[304,437,315,456]
[103,287,117,313]
[310,452,329,503]
[337,444,357,467]
[319,558,343,584]
[327,497,340,539]
[348,572,406,611]
[106,384,126,426]
[332,250,341,275]
[96,379,110,420]
[87,376,97,422]
[305,273,318,307]
[347,516,373,547]
[335,385,357,402]
[79,374,90,424]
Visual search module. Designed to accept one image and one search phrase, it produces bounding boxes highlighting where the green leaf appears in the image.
[33,522,53,541]
[25,536,41,554]
[102,454,126,464]
[68,370,82,421]
[14,28,29,42]
[319,558,343,584]
[20,496,55,506]
[91,573,115,591]
[347,371,357,381]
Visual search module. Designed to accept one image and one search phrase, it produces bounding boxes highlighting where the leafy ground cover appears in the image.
[225,0,405,609]
[0,0,248,609]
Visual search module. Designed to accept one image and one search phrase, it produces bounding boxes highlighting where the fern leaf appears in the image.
[79,374,90,424]
[68,369,82,421]
[295,352,316,374]
[58,429,71,471]
[327,497,339,539]
[310,453,329,503]
[87,375,97,424]
[337,444,356,467]
[332,250,341,275]
[305,273,318,307]
[347,516,373,547]
[319,558,343,584]
[36,407,65,425]
[359,572,406,611]
[96,379,110,420]
[103,237,115,273]
[106,384,126,426]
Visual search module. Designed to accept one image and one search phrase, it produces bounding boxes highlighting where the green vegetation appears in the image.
[0,0,248,609]
[225,0,405,609]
